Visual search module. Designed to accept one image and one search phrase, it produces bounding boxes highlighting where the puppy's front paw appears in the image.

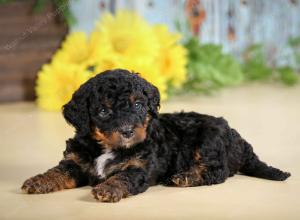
[92,182,125,203]
[22,174,56,194]
[21,168,75,194]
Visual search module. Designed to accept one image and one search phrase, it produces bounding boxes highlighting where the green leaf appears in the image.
[277,66,299,86]
[32,0,47,13]
[288,36,300,48]
[242,44,273,81]
[183,37,244,93]
[0,0,16,3]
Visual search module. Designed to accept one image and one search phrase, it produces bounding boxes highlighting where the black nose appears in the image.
[119,126,134,138]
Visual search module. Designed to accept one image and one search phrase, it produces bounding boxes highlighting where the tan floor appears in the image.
[0,83,300,220]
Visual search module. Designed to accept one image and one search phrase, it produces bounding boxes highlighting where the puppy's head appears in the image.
[63,69,160,149]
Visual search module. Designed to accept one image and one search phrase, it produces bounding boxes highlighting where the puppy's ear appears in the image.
[147,84,160,118]
[62,81,92,136]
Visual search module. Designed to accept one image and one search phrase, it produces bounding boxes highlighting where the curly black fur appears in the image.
[22,69,290,202]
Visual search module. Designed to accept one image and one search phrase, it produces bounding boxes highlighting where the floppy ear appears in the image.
[147,83,160,118]
[62,81,92,136]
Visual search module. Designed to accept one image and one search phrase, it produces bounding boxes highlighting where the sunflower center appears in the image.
[73,51,89,64]
[101,59,116,70]
[163,56,171,70]
[112,37,131,53]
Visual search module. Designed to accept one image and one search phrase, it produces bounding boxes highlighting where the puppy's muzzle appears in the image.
[119,126,134,139]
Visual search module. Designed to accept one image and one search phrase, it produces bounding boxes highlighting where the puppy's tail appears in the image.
[239,142,290,181]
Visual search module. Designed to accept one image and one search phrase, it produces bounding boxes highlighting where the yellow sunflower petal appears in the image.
[153,25,182,47]
[36,61,92,111]
[119,60,168,100]
[157,45,188,87]
[95,11,160,66]
[153,25,187,88]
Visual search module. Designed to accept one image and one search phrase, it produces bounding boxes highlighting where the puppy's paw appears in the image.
[92,183,124,203]
[21,174,56,194]
[22,168,76,194]
[171,173,190,187]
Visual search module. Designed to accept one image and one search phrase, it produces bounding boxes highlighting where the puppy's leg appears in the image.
[170,149,229,187]
[171,168,230,187]
[171,123,232,187]
[92,168,149,202]
[171,152,206,187]
[21,160,87,194]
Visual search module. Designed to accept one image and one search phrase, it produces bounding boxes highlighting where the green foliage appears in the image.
[183,38,299,94]
[288,36,300,71]
[288,36,300,48]
[277,66,299,86]
[0,0,13,3]
[184,38,244,93]
[0,0,75,27]
[242,44,273,81]
[33,0,76,27]
[242,43,299,85]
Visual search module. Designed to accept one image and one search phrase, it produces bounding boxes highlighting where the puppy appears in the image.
[22,69,290,202]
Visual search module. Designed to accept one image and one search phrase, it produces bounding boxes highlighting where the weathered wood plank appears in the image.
[0,0,67,102]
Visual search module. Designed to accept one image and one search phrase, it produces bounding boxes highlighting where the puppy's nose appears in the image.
[119,126,134,138]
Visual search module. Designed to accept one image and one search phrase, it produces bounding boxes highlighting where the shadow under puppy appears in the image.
[22,69,291,202]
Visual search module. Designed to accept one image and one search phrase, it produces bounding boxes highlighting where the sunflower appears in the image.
[52,31,107,69]
[35,10,188,111]
[154,25,181,47]
[139,66,168,100]
[89,53,121,76]
[36,60,92,111]
[95,11,159,66]
[157,45,188,88]
[153,25,187,88]
[120,60,168,100]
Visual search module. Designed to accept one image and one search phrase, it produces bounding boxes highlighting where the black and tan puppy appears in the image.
[22,69,290,202]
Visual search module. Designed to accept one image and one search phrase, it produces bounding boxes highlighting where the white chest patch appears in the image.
[95,150,115,178]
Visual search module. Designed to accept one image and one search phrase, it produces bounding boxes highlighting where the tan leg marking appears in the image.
[106,158,146,176]
[64,152,81,165]
[21,167,76,194]
[171,150,206,187]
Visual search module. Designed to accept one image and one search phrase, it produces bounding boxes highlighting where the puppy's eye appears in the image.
[98,108,110,118]
[134,101,143,111]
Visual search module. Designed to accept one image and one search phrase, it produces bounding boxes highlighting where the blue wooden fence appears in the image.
[70,0,300,63]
